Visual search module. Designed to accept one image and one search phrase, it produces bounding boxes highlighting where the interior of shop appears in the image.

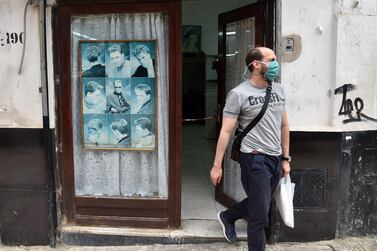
[180,0,256,237]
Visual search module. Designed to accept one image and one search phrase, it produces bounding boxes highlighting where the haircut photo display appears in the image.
[80,40,157,150]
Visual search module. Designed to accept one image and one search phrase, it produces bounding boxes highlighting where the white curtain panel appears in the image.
[223,17,255,202]
[70,13,169,198]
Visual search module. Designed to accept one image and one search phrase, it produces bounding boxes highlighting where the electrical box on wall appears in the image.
[285,37,294,52]
[281,34,301,62]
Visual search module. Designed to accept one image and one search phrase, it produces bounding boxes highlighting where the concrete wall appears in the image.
[0,0,42,128]
[4,0,374,132]
[281,0,335,131]
[0,1,56,246]
[0,129,52,245]
[337,130,377,237]
[0,0,55,129]
[333,1,377,131]
[281,0,377,131]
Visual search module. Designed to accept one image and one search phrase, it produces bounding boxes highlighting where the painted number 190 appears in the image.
[0,32,24,46]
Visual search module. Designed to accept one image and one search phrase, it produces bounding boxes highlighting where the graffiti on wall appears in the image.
[335,84,377,124]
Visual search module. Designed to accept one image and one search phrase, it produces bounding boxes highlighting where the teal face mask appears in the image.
[260,60,279,81]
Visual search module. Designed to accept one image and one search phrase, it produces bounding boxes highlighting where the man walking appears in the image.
[210,47,291,251]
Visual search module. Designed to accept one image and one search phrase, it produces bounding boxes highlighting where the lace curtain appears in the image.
[71,13,168,197]
[223,17,255,201]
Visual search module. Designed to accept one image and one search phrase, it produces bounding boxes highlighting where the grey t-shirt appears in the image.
[223,80,286,156]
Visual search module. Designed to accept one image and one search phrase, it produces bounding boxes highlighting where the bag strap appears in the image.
[236,80,272,143]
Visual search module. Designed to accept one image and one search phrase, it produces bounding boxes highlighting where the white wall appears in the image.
[281,0,377,131]
[332,0,377,131]
[281,0,336,131]
[46,5,56,128]
[2,0,376,131]
[182,0,257,55]
[0,0,43,128]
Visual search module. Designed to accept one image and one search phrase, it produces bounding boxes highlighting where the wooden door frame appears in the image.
[215,0,275,207]
[55,0,182,228]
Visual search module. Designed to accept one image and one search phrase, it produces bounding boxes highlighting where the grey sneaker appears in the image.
[217,211,237,243]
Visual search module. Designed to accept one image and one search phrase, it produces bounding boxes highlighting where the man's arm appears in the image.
[281,111,291,176]
[118,101,130,113]
[210,117,238,185]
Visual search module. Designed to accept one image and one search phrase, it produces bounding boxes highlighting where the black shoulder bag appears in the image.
[230,81,272,162]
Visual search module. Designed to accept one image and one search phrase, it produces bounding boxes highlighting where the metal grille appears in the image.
[291,168,327,210]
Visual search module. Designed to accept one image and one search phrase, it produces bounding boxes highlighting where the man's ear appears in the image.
[247,60,257,71]
[253,60,265,71]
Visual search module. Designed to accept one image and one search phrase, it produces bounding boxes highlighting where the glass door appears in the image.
[215,1,271,206]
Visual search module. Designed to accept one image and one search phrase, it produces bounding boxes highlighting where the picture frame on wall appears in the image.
[182,25,201,53]
[80,40,157,151]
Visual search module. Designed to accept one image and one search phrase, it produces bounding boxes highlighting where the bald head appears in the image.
[256,47,273,54]
[258,47,276,62]
[245,47,276,73]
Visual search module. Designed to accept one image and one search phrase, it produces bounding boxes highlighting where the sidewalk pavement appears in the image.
[0,236,376,251]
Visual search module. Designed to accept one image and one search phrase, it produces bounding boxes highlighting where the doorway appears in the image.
[180,0,265,237]
[180,0,340,243]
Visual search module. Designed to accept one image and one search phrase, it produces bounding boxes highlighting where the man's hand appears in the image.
[210,166,223,186]
[210,117,237,186]
[281,161,291,177]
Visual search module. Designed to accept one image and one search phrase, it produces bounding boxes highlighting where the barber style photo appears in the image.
[82,78,107,114]
[107,114,132,147]
[106,42,131,78]
[130,78,154,115]
[80,40,157,150]
[83,115,108,145]
[130,42,156,78]
[106,79,131,114]
[81,43,106,77]
[131,115,155,149]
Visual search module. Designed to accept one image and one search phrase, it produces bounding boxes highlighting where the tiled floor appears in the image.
[181,124,247,238]
[181,124,226,220]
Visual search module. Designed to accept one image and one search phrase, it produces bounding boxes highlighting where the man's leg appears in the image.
[270,157,282,194]
[218,153,280,249]
[245,154,279,251]
[265,157,282,241]
[217,153,255,243]
[222,152,254,223]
